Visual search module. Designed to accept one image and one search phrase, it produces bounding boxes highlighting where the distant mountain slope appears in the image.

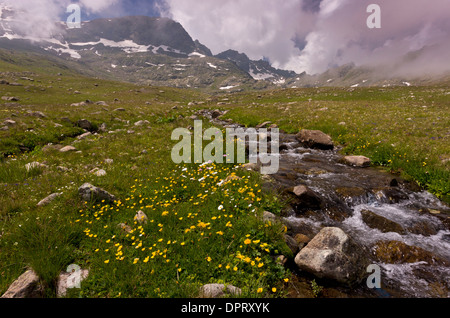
[215,49,297,83]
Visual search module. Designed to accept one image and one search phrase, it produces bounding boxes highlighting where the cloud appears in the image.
[160,0,450,76]
[77,0,120,14]
[2,0,123,39]
[160,0,318,66]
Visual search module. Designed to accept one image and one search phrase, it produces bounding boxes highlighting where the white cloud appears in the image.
[77,0,120,14]
[161,0,317,66]
[161,0,450,76]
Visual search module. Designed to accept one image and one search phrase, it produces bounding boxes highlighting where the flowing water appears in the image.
[203,110,450,298]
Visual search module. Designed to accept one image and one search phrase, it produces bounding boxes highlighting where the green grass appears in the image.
[218,87,450,203]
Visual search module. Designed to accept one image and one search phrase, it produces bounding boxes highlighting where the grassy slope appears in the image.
[0,50,449,298]
[219,87,450,203]
[0,51,291,298]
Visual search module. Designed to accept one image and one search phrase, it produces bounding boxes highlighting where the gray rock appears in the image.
[294,227,369,285]
[3,119,16,126]
[71,102,87,107]
[256,121,272,129]
[211,109,223,119]
[1,270,42,298]
[78,183,117,204]
[295,129,334,150]
[199,284,242,298]
[1,96,19,101]
[76,119,93,131]
[361,210,406,234]
[289,185,322,211]
[344,156,371,167]
[60,146,77,153]
[262,211,277,222]
[77,132,92,140]
[37,193,62,207]
[134,210,148,224]
[90,168,107,177]
[57,267,89,298]
[98,123,107,132]
[134,120,150,126]
[26,111,46,118]
[118,223,132,233]
[284,234,299,255]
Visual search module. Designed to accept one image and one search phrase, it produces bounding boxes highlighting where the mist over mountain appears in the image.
[0,2,449,91]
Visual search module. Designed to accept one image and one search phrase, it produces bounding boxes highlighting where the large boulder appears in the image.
[294,227,370,285]
[295,129,334,150]
[1,270,42,298]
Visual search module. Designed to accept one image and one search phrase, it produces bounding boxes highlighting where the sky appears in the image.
[2,0,450,76]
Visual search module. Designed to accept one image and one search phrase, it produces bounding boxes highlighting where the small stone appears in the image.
[57,166,70,172]
[60,146,77,153]
[134,120,150,126]
[57,267,89,298]
[1,96,19,101]
[211,109,222,119]
[77,132,92,140]
[284,234,299,254]
[262,211,277,222]
[134,210,148,224]
[78,183,117,203]
[37,193,62,207]
[199,284,242,298]
[3,119,16,126]
[76,119,93,131]
[343,155,371,168]
[28,111,46,118]
[289,185,322,211]
[256,121,272,129]
[240,162,258,171]
[90,168,107,177]
[118,223,132,233]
